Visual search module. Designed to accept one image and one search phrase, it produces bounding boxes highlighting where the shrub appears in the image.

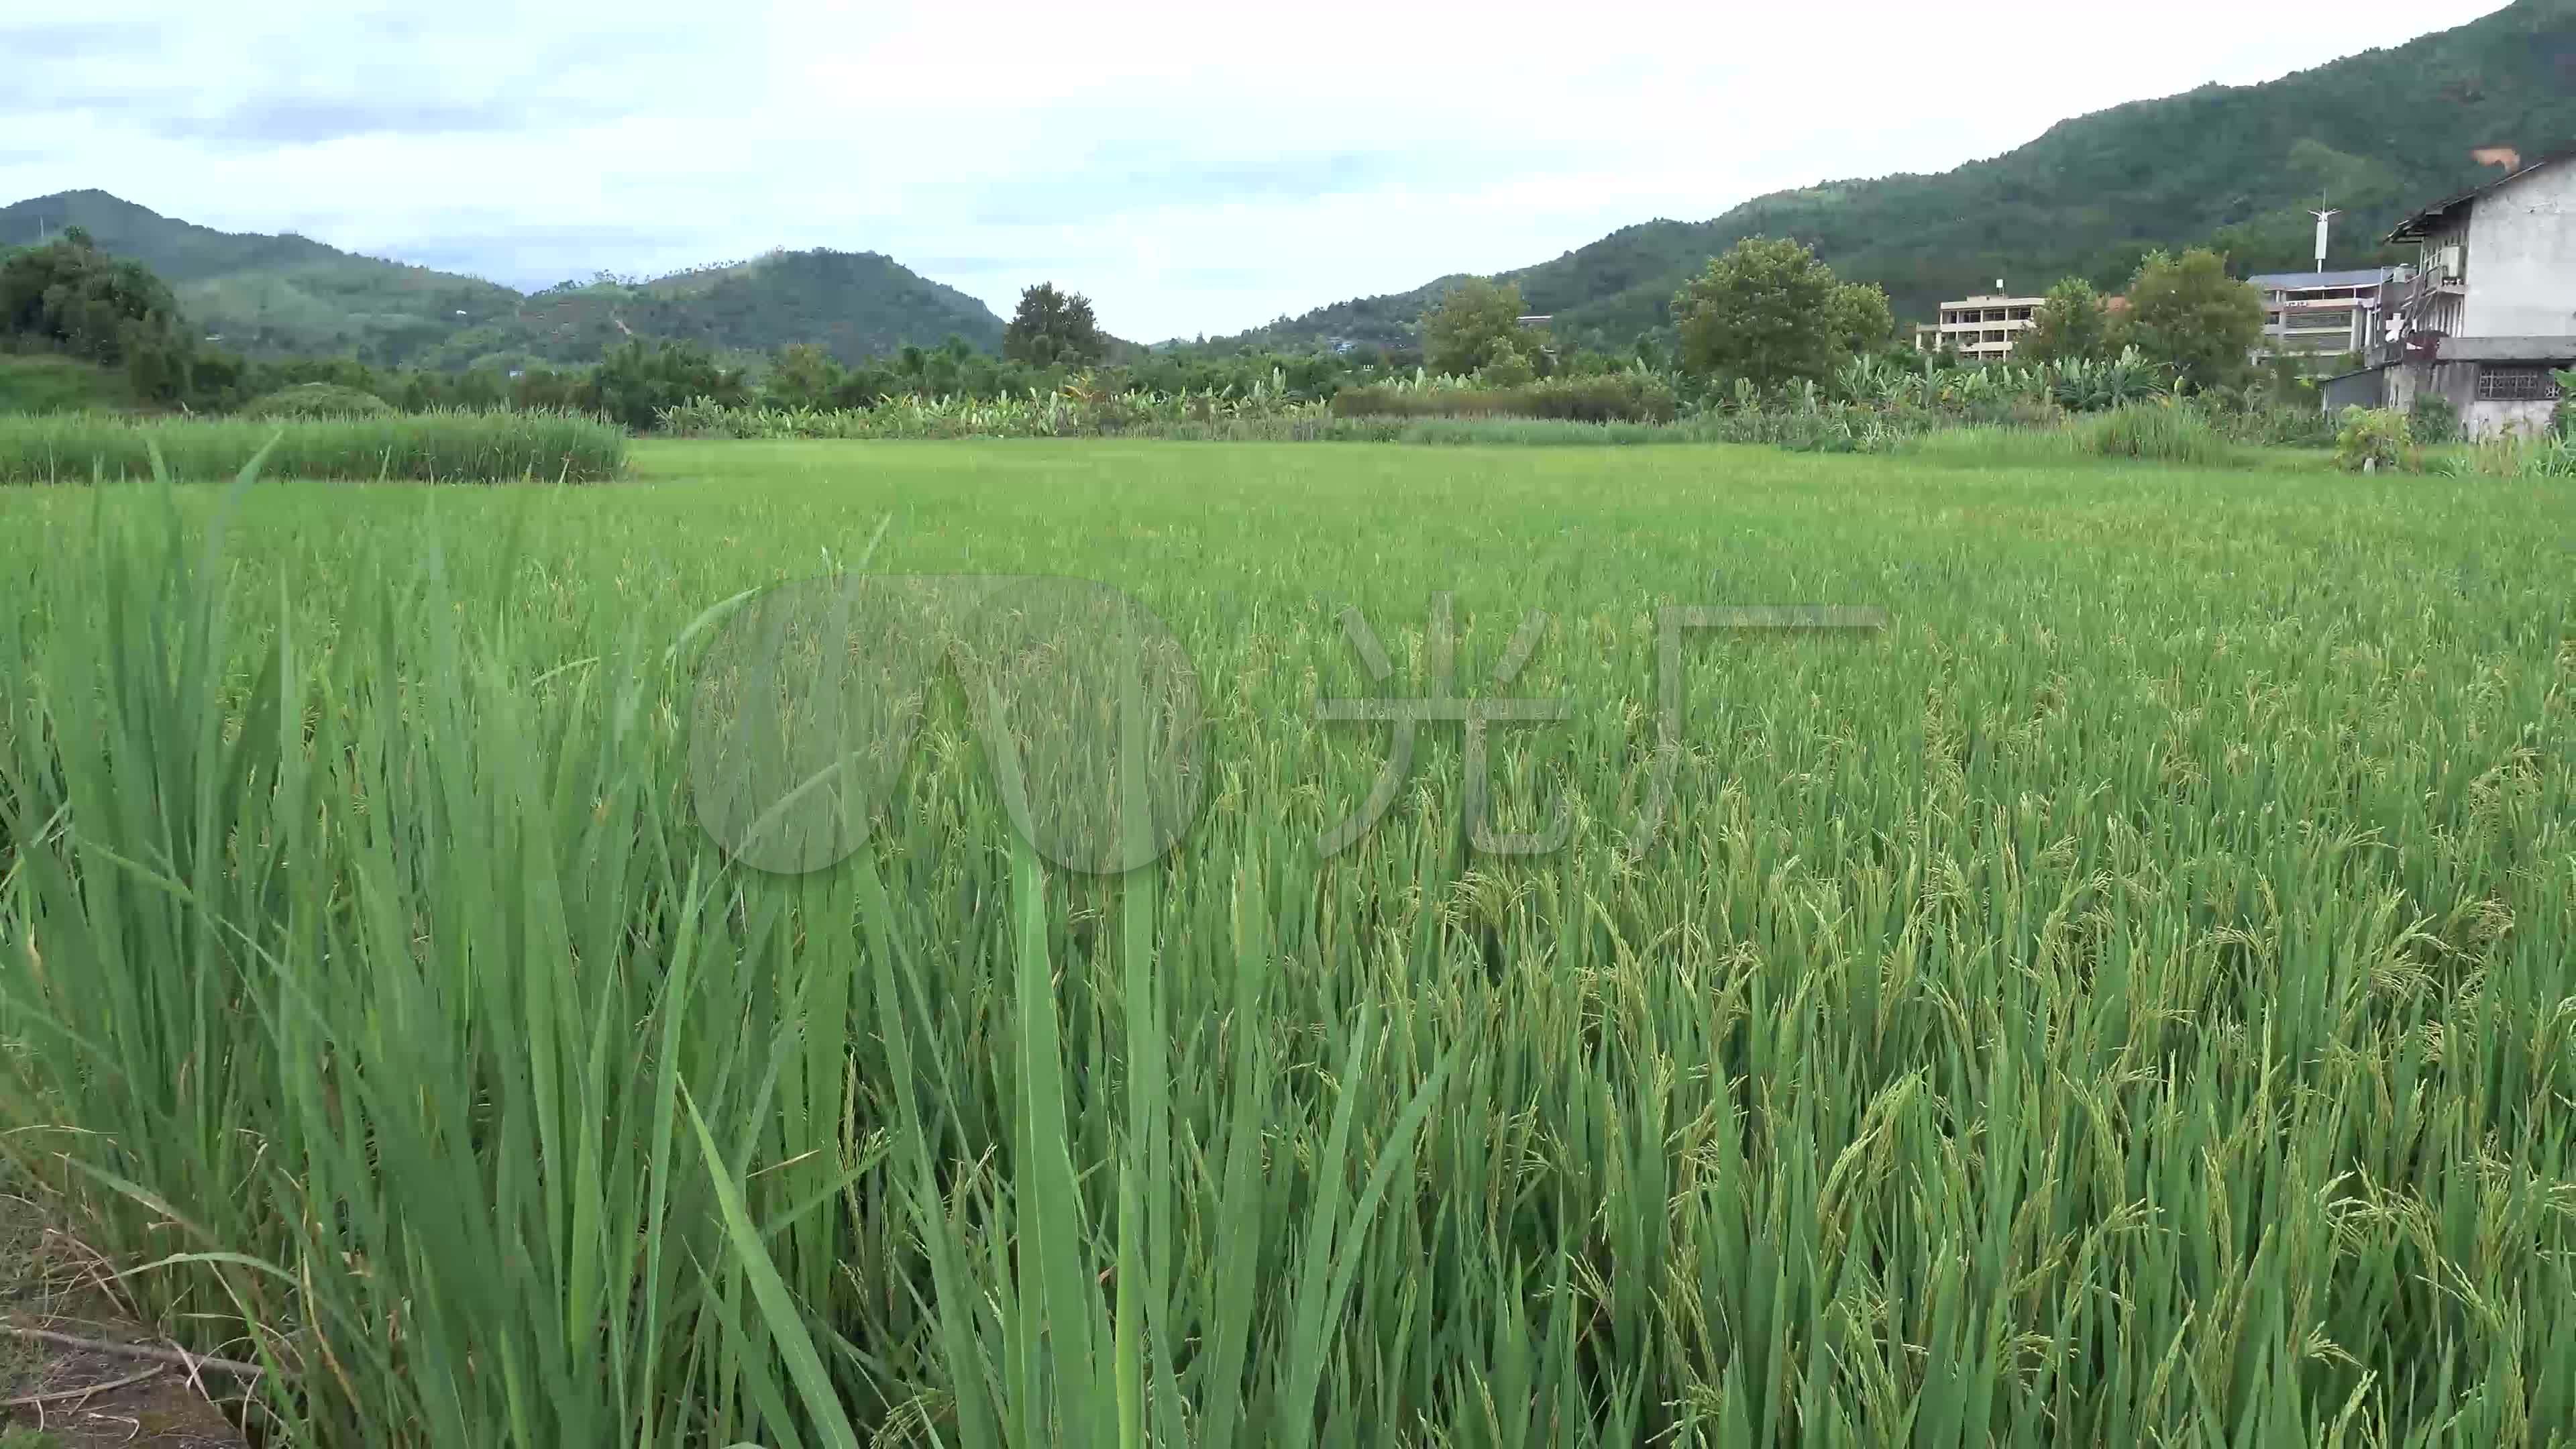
[2408,392,2459,445]
[2555,369,2573,439]
[242,382,396,419]
[2217,405,2340,450]
[1330,374,1677,424]
[2076,404,2236,466]
[2333,407,2415,474]
[0,410,627,484]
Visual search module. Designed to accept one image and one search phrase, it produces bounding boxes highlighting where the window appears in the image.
[2475,366,2563,402]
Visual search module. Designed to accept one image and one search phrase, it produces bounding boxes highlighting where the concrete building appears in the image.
[2247,268,2398,364]
[2318,149,2576,439]
[1914,288,2045,363]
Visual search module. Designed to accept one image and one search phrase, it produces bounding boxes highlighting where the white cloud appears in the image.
[0,0,2516,341]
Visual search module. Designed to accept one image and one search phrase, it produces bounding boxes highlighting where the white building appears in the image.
[2320,149,2575,439]
[2246,268,2398,364]
[1914,289,2045,363]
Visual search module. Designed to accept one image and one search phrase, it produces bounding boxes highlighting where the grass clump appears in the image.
[2076,402,2236,465]
[0,354,135,415]
[240,381,394,419]
[0,409,627,483]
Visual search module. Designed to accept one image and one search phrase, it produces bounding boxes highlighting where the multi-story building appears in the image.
[1914,289,2045,363]
[2247,268,2398,364]
[2319,149,2576,439]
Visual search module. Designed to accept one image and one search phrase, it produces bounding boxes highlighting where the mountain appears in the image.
[1226,0,2576,353]
[413,250,1008,371]
[0,191,1006,368]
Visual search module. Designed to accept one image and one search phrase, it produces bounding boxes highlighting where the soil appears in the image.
[0,1186,250,1449]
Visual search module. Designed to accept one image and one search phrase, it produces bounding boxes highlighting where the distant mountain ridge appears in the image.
[0,190,1007,368]
[1224,0,2576,353]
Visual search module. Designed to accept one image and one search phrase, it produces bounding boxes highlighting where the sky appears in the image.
[1,0,2517,341]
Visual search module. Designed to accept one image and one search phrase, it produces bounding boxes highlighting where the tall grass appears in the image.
[1899,407,2245,469]
[1,441,2571,1445]
[0,409,627,483]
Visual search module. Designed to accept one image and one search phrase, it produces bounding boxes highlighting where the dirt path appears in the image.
[1,1187,250,1448]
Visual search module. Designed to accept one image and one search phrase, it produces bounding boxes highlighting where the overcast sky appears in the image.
[2,0,2514,341]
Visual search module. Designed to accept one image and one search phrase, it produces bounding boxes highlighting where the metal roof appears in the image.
[2387,147,2576,242]
[2245,268,2396,290]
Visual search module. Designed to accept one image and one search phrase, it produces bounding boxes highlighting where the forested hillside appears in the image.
[1226,0,2576,352]
[0,191,1006,368]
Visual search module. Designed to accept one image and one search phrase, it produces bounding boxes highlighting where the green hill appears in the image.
[1228,0,2576,352]
[0,191,1007,368]
[411,250,1009,372]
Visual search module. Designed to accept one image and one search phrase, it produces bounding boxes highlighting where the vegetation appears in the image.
[242,381,396,419]
[2117,249,2265,393]
[1,441,2569,1446]
[1331,372,1676,423]
[1670,238,1873,390]
[2074,402,2237,465]
[0,192,1009,368]
[0,410,627,484]
[1421,279,1548,379]
[0,354,134,414]
[2014,278,2114,365]
[1002,282,1109,368]
[1219,0,2576,350]
[2409,390,2461,445]
[2335,406,2418,472]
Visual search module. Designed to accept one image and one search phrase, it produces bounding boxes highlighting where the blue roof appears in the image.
[2245,268,2397,289]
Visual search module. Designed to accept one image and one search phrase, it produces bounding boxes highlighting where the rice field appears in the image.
[0,409,628,484]
[1,439,2571,1447]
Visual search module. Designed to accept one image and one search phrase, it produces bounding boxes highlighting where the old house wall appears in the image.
[2461,164,2576,339]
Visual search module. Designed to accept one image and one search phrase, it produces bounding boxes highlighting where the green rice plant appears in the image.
[1,439,2570,1446]
[0,409,627,483]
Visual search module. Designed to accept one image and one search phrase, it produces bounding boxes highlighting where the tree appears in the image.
[1826,282,1894,357]
[584,337,749,429]
[0,232,186,369]
[1421,278,1540,378]
[763,341,842,408]
[1670,237,1848,391]
[2017,278,2114,365]
[1003,282,1106,368]
[1479,341,1536,387]
[2119,249,2263,392]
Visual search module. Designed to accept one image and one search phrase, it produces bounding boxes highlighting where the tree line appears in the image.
[7,223,2284,430]
[1407,236,2276,402]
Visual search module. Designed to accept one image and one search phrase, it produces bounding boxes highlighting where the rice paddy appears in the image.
[1,439,2571,1446]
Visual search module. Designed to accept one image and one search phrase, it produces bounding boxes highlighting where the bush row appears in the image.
[1330,374,1679,424]
[0,410,629,484]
